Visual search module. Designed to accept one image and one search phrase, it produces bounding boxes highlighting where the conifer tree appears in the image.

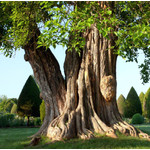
[125,87,142,118]
[17,75,42,125]
[139,92,145,113]
[117,94,126,117]
[143,88,150,119]
[40,100,45,123]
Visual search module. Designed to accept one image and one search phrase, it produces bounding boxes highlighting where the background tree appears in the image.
[11,104,17,114]
[40,100,45,123]
[0,95,10,113]
[139,92,145,114]
[17,75,42,126]
[0,1,150,140]
[143,88,150,119]
[117,94,126,117]
[5,98,18,113]
[124,87,142,118]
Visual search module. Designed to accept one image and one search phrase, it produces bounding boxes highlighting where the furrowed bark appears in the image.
[46,23,150,141]
[23,2,150,141]
[23,29,66,137]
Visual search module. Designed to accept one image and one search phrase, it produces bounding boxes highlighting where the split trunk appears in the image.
[23,25,149,140]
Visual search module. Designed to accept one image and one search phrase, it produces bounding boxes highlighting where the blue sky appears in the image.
[0,46,149,99]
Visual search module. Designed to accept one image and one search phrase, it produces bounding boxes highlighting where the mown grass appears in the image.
[0,127,39,149]
[134,124,150,135]
[0,125,150,149]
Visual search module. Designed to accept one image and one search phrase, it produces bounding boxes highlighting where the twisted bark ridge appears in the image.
[24,7,150,142]
[46,25,149,140]
[23,29,66,136]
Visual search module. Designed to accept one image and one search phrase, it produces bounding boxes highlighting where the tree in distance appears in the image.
[40,100,45,123]
[139,92,145,114]
[117,94,126,117]
[11,103,17,114]
[124,87,142,118]
[143,88,150,119]
[6,98,18,113]
[17,75,42,126]
[0,1,150,141]
[0,96,16,113]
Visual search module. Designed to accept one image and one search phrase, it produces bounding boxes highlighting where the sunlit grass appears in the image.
[0,128,39,148]
[134,124,150,135]
[0,125,150,149]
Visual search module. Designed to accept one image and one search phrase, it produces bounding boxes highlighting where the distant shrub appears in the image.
[131,113,144,124]
[34,117,41,126]
[10,117,25,127]
[0,113,15,127]
[40,100,45,123]
[144,117,149,124]
[122,118,132,124]
[0,115,9,127]
[11,104,17,114]
[0,113,41,127]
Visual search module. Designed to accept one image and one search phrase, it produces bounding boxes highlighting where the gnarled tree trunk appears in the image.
[46,25,149,140]
[24,2,150,141]
[23,29,66,136]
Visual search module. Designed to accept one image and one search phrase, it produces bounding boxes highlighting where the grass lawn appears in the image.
[0,125,150,149]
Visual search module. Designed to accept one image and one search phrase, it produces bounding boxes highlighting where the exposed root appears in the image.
[30,136,41,146]
[139,131,150,139]
[78,129,94,140]
[106,129,117,138]
[47,110,76,141]
[113,120,150,140]
[46,105,118,141]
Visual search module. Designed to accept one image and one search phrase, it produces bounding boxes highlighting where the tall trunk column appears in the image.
[23,31,66,136]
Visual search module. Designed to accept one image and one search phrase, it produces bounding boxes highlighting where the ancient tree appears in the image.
[0,1,150,140]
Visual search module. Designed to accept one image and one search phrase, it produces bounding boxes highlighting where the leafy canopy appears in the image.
[0,1,150,83]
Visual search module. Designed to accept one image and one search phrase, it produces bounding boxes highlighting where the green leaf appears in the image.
[107,10,112,15]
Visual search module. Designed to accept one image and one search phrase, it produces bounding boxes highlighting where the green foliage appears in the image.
[10,117,26,127]
[0,2,14,57]
[124,87,142,118]
[0,1,150,83]
[117,94,126,117]
[8,98,18,104]
[40,100,45,123]
[131,113,144,124]
[0,113,15,127]
[11,103,17,114]
[0,95,12,113]
[139,92,145,113]
[5,101,14,113]
[143,88,150,119]
[34,117,41,126]
[0,113,41,127]
[17,75,42,118]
